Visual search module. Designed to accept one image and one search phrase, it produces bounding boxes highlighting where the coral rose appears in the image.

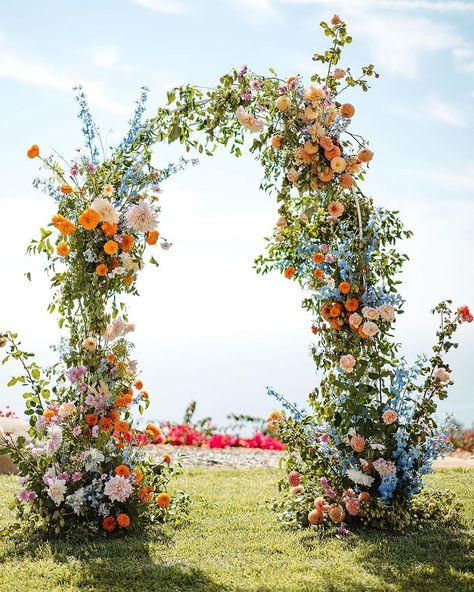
[331,14,341,25]
[345,498,360,516]
[330,156,347,173]
[117,513,130,528]
[27,144,40,158]
[275,95,291,111]
[328,201,344,218]
[318,168,334,183]
[78,208,101,230]
[358,148,374,162]
[308,509,324,525]
[359,491,372,503]
[340,103,355,118]
[350,434,365,453]
[382,409,398,425]
[102,516,116,532]
[319,136,333,151]
[314,496,328,511]
[99,417,113,432]
[156,492,171,508]
[349,312,362,328]
[328,504,345,523]
[345,298,359,312]
[313,252,324,264]
[339,173,353,188]
[85,413,98,426]
[284,266,296,279]
[102,222,118,237]
[121,235,134,253]
[329,303,342,317]
[287,471,301,487]
[361,321,379,337]
[340,354,356,373]
[325,146,341,160]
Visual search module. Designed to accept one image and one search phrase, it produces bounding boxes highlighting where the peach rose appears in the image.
[324,146,341,160]
[330,156,347,173]
[434,367,450,382]
[339,173,353,188]
[319,136,334,151]
[359,491,372,503]
[349,312,362,328]
[362,306,379,321]
[361,321,379,337]
[350,434,365,453]
[318,168,334,183]
[340,103,355,118]
[287,471,301,487]
[308,509,324,525]
[358,148,374,162]
[304,85,324,104]
[345,498,361,516]
[290,485,305,496]
[378,304,395,322]
[271,135,284,149]
[287,168,300,183]
[382,409,398,425]
[340,354,356,373]
[314,496,329,512]
[275,95,291,111]
[328,504,345,523]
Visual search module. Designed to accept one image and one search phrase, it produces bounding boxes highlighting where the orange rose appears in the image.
[114,464,130,478]
[117,513,130,528]
[107,409,120,422]
[313,252,324,264]
[102,222,118,237]
[345,298,359,312]
[121,235,134,253]
[330,303,342,317]
[57,242,70,257]
[61,184,73,194]
[324,146,341,161]
[156,492,171,508]
[96,263,109,276]
[102,516,116,532]
[115,420,129,433]
[133,469,143,485]
[52,214,76,235]
[134,379,143,390]
[115,393,132,408]
[313,268,324,279]
[144,230,159,245]
[340,103,355,118]
[284,266,296,280]
[99,417,113,432]
[318,168,334,183]
[339,173,353,189]
[358,148,374,163]
[85,413,98,426]
[338,281,351,294]
[78,208,101,230]
[27,144,40,159]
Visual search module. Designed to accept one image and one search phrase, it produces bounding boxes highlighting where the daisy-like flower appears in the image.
[104,475,133,503]
[82,337,97,351]
[102,184,115,198]
[91,197,119,224]
[47,478,67,505]
[127,201,157,233]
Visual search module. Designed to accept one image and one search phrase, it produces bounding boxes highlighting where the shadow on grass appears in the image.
[300,523,474,592]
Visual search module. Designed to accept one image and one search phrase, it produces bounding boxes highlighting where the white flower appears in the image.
[378,304,395,322]
[66,487,85,514]
[339,354,356,373]
[35,414,48,435]
[83,448,105,472]
[103,318,126,341]
[347,469,375,487]
[127,201,157,233]
[47,478,67,506]
[104,475,133,503]
[83,248,98,263]
[236,106,265,133]
[102,184,115,198]
[325,276,335,290]
[82,337,97,351]
[362,306,379,321]
[161,241,172,250]
[361,321,379,337]
[434,367,450,382]
[120,253,139,272]
[58,402,76,419]
[91,197,119,224]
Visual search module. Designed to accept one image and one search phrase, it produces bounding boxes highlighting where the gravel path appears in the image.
[145,444,474,470]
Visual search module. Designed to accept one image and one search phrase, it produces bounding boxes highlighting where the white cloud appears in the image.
[232,0,280,20]
[130,0,189,14]
[275,0,474,12]
[87,45,123,69]
[0,44,127,115]
[423,96,467,127]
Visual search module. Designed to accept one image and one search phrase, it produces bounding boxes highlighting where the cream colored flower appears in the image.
[362,306,379,321]
[378,304,395,322]
[91,197,119,225]
[58,402,76,419]
[127,201,157,233]
[361,321,379,337]
[102,184,115,198]
[82,337,97,351]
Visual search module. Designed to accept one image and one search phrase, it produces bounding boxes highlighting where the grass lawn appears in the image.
[0,468,473,592]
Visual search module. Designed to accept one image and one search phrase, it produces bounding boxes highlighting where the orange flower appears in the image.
[162,454,171,465]
[115,393,132,408]
[96,263,109,276]
[156,492,171,508]
[134,379,143,390]
[345,298,359,312]
[102,222,118,237]
[114,464,130,478]
[107,354,116,364]
[104,240,118,255]
[313,268,324,279]
[115,420,129,433]
[284,266,296,280]
[321,303,332,319]
[358,148,374,163]
[27,144,40,159]
[358,326,368,339]
[313,252,324,264]
[338,281,351,294]
[61,184,73,194]
[271,135,284,149]
[85,413,98,426]
[123,275,133,286]
[318,168,334,183]
[121,235,134,253]
[329,303,342,317]
[107,409,120,422]
[328,201,344,218]
[138,486,153,503]
[339,173,353,189]
[133,469,143,485]
[117,513,130,528]
[146,230,159,245]
[141,389,149,400]
[331,319,342,330]
[102,516,116,532]
[43,409,56,421]
[78,208,101,230]
[99,417,113,432]
[52,214,76,235]
[340,103,355,118]
[324,146,341,160]
[57,242,70,257]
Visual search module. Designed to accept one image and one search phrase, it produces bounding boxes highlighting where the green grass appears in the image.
[0,468,473,592]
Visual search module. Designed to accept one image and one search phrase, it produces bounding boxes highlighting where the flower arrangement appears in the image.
[0,88,190,537]
[154,15,472,532]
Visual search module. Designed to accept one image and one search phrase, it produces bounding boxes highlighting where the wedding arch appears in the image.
[1,15,471,537]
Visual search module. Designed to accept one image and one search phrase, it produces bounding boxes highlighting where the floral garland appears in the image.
[0,88,190,537]
[152,15,472,531]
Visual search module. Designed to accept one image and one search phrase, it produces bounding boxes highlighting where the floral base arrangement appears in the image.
[0,89,190,537]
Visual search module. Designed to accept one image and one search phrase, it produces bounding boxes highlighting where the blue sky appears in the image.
[1,0,473,427]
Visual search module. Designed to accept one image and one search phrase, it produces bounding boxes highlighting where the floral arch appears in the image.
[1,15,471,537]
